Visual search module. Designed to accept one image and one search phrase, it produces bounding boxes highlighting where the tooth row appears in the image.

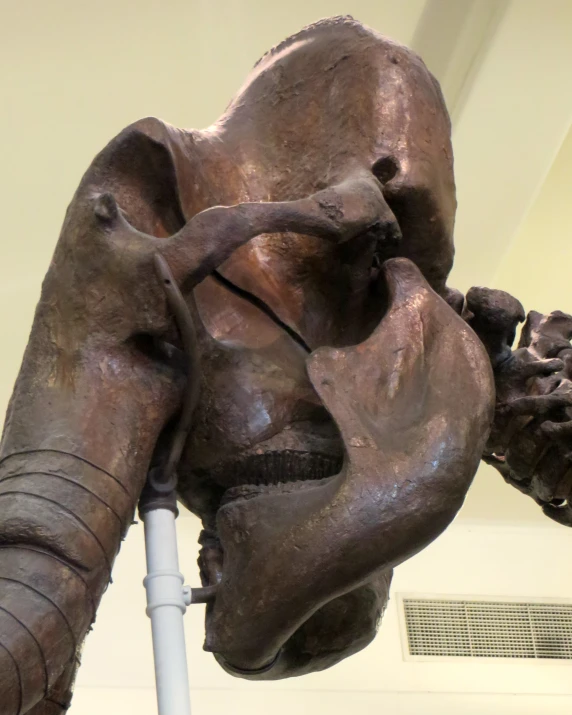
[220,450,343,488]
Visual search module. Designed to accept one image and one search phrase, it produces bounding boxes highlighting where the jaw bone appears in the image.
[208,257,494,674]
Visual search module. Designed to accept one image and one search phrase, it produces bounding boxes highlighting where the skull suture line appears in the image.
[1,16,571,714]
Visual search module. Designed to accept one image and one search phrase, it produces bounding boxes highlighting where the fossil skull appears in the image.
[0,17,494,713]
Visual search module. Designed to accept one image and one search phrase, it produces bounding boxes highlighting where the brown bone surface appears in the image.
[0,17,496,712]
[210,258,493,674]
[467,290,572,525]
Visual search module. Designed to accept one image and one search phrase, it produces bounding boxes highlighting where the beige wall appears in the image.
[493,125,572,312]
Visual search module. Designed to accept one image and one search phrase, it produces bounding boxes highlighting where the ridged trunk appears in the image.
[0,309,178,714]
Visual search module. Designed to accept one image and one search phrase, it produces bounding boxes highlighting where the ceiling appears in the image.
[1,0,572,712]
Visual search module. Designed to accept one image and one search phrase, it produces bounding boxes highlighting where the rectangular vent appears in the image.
[403,598,572,660]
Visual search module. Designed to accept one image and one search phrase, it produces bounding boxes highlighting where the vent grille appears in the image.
[403,598,572,659]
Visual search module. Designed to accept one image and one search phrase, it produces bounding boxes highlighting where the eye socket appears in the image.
[128,333,186,370]
[550,498,568,509]
[372,156,399,185]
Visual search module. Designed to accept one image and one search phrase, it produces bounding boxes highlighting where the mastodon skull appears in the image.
[0,16,494,713]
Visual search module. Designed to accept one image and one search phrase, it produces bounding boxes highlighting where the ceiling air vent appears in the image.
[401,597,572,660]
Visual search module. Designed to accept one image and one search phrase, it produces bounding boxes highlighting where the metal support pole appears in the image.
[143,507,192,715]
[138,252,215,714]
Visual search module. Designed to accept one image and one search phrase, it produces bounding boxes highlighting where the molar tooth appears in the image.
[285,451,292,481]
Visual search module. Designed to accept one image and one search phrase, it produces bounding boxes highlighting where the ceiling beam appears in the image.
[411,0,508,120]
[446,0,572,292]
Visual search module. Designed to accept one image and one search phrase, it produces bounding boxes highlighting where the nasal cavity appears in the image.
[372,156,399,185]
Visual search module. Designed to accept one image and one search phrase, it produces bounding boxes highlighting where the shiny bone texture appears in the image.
[0,16,499,713]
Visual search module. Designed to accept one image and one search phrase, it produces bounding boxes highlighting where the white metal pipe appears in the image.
[143,508,192,715]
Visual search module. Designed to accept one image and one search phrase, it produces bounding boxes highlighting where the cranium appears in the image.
[0,16,495,713]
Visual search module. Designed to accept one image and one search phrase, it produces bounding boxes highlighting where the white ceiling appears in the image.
[1,0,572,712]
